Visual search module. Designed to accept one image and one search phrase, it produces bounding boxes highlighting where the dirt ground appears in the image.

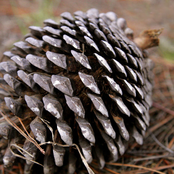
[0,0,174,58]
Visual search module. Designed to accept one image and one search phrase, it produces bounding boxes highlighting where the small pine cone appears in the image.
[0,8,154,174]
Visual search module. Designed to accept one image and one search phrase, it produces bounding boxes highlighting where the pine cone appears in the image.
[0,8,154,174]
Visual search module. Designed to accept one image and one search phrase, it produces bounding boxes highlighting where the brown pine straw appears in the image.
[90,166,102,174]
[104,167,120,174]
[122,163,174,174]
[0,110,45,155]
[146,113,174,137]
[152,102,174,116]
[168,137,174,149]
[0,165,4,174]
[106,162,165,174]
[0,163,23,174]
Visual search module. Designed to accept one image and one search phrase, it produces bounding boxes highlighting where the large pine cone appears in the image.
[0,8,153,174]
